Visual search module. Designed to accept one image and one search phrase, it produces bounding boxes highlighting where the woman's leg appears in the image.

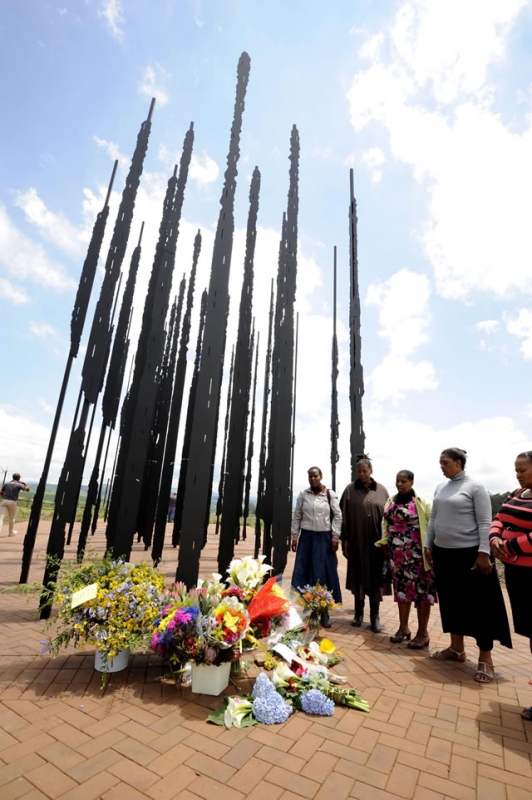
[390,602,411,642]
[415,605,430,639]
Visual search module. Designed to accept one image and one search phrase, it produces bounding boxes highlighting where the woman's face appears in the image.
[396,472,414,493]
[439,454,463,478]
[357,464,372,486]
[515,456,532,490]
[308,468,322,489]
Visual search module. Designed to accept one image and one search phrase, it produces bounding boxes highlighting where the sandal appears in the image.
[474,661,494,683]
[521,707,532,721]
[430,647,466,662]
[407,636,430,650]
[390,630,411,643]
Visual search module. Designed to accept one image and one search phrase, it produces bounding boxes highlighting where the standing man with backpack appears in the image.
[0,473,30,537]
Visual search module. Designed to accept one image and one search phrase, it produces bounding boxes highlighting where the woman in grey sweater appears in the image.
[424,448,511,683]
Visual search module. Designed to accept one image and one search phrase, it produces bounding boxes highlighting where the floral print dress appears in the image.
[384,496,437,608]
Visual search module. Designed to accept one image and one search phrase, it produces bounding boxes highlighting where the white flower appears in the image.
[224,696,254,728]
[271,663,298,687]
[226,555,272,590]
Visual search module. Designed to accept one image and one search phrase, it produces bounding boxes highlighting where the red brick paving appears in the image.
[0,520,531,799]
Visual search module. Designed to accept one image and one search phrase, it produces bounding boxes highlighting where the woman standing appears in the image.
[490,451,532,720]
[291,467,342,628]
[425,448,511,683]
[340,455,389,632]
[376,470,436,648]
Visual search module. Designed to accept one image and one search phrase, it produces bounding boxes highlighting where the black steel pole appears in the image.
[254,280,274,558]
[349,168,365,476]
[215,346,234,537]
[242,328,259,541]
[331,246,339,491]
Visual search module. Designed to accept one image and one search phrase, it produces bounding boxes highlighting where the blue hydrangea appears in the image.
[251,672,276,700]
[301,689,335,716]
[252,692,292,724]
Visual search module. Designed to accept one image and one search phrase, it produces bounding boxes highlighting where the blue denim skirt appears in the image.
[291,529,342,603]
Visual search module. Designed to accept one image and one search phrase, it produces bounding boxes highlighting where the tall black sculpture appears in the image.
[215,346,234,538]
[77,222,145,559]
[254,280,274,558]
[331,246,340,491]
[151,231,201,565]
[176,52,251,588]
[107,123,194,559]
[173,289,208,547]
[264,126,300,576]
[20,160,118,583]
[348,169,365,476]
[39,104,154,614]
[290,311,299,504]
[242,327,258,541]
[218,167,260,574]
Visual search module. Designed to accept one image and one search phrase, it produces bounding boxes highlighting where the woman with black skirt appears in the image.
[424,447,511,683]
[490,451,532,720]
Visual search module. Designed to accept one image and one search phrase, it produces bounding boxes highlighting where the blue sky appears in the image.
[1,0,532,500]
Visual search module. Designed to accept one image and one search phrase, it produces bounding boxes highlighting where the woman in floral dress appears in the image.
[376,470,436,648]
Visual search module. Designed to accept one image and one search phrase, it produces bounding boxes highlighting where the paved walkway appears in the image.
[0,520,531,800]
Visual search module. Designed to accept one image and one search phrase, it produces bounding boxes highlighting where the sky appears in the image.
[1,0,532,503]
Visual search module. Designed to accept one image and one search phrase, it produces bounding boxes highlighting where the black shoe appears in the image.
[351,601,364,627]
[370,615,382,633]
[321,611,332,629]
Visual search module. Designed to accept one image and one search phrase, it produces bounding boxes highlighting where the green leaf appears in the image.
[206,704,227,726]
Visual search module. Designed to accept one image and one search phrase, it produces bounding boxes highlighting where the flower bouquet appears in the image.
[295,581,337,639]
[42,553,166,675]
[149,581,250,685]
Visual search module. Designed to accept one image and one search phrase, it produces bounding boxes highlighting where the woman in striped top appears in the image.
[490,451,532,722]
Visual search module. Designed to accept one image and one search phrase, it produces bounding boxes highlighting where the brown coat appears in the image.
[340,479,389,601]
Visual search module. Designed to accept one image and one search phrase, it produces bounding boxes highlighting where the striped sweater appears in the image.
[489,491,532,565]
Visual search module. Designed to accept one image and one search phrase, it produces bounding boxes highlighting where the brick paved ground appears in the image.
[0,520,531,800]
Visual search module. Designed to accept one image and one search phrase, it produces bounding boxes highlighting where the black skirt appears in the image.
[432,544,512,650]
[504,563,532,639]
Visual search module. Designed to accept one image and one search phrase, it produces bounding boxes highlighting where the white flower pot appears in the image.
[191,661,231,695]
[94,648,130,673]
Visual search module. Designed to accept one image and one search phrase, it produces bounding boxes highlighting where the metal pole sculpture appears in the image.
[254,280,274,558]
[173,289,208,547]
[176,52,251,588]
[331,246,339,491]
[242,328,259,541]
[137,283,184,551]
[151,231,201,565]
[269,125,300,576]
[39,105,153,614]
[290,310,299,504]
[349,169,365,476]
[20,160,118,583]
[107,123,194,559]
[218,167,260,574]
[215,346,235,538]
[77,223,145,559]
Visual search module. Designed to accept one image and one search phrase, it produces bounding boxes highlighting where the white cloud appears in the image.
[0,204,76,292]
[38,398,54,413]
[362,146,386,183]
[476,319,500,335]
[29,322,57,339]
[358,32,384,62]
[93,136,129,167]
[15,188,84,256]
[506,308,532,359]
[365,268,437,401]
[97,0,124,41]
[138,64,170,108]
[347,0,532,300]
[0,278,29,305]
[189,153,220,186]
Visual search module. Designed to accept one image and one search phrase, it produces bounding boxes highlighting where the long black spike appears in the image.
[290,311,299,505]
[242,327,259,541]
[254,280,274,558]
[331,246,339,491]
[173,289,208,546]
[176,53,251,587]
[152,233,201,564]
[215,346,235,537]
[349,169,365,477]
[20,160,117,583]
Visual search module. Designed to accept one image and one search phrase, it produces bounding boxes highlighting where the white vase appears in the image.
[191,661,231,695]
[94,648,130,673]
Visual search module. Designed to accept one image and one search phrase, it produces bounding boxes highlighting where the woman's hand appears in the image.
[331,540,339,554]
[490,537,507,561]
[472,552,492,575]
[291,538,298,553]
[424,547,433,568]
